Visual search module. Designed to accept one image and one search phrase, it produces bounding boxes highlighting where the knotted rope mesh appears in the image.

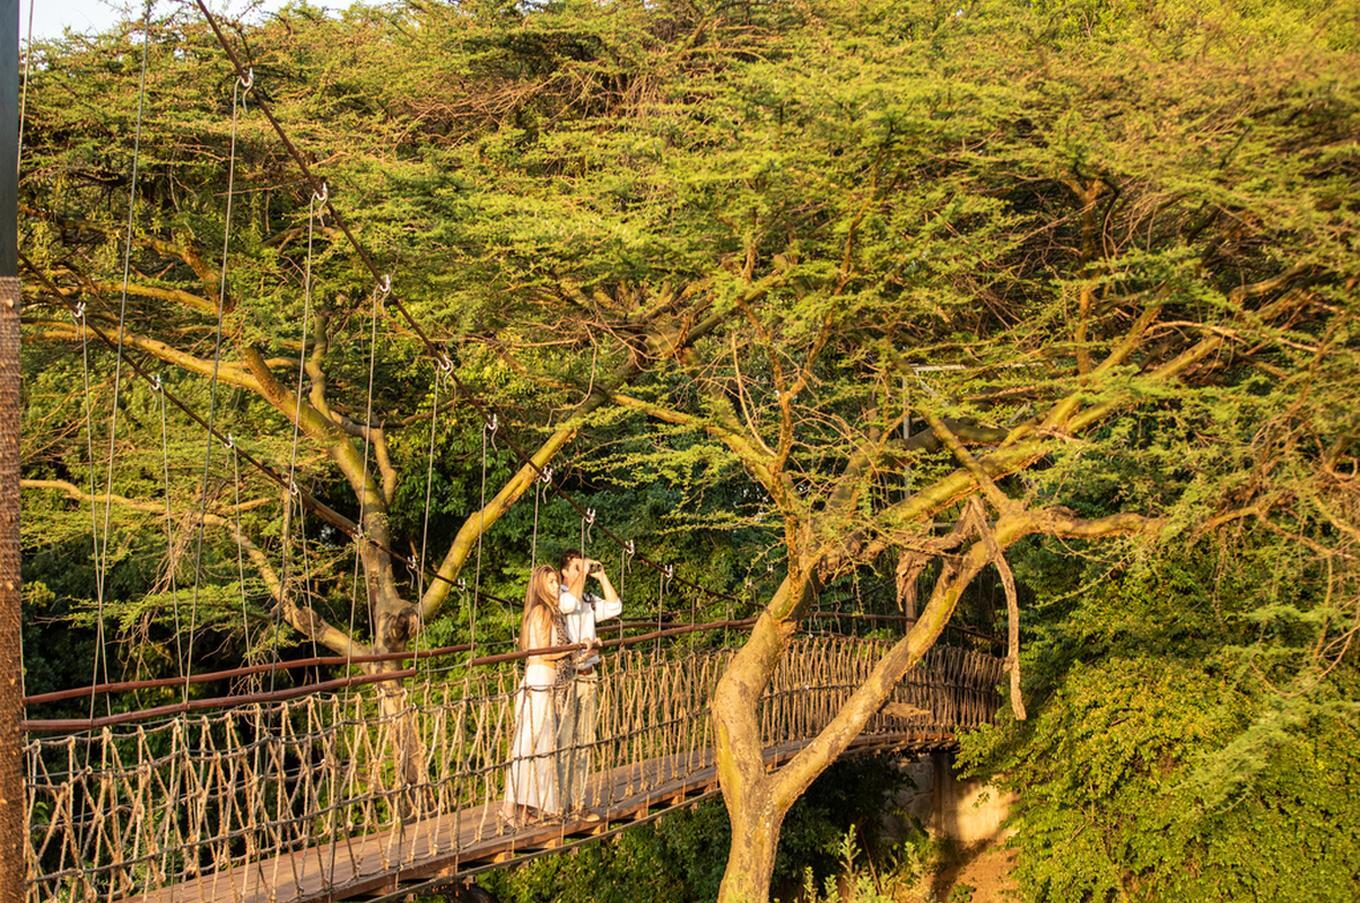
[25,634,1002,902]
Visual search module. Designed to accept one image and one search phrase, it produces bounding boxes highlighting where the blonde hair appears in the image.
[519,565,559,651]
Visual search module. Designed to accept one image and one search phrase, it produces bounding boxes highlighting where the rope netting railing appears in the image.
[24,633,1003,902]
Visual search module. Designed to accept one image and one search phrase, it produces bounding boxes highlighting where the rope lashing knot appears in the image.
[223,433,235,450]
[312,181,329,205]
[663,564,675,581]
[238,67,254,92]
[623,539,635,557]
[72,301,86,322]
[377,274,392,299]
[436,353,454,375]
[538,465,553,485]
[406,554,419,571]
[288,477,300,497]
[584,508,596,527]
[455,577,468,592]
[149,374,162,393]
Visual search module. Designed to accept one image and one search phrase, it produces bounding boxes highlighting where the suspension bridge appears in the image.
[11,4,1010,901]
[24,630,1003,902]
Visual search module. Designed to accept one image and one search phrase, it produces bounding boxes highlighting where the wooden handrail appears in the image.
[22,617,760,732]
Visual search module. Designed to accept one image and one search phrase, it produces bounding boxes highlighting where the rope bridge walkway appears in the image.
[24,632,1003,902]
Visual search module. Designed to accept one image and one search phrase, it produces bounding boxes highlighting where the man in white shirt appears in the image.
[556,549,623,821]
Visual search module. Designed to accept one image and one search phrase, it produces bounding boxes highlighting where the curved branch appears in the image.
[22,478,366,657]
[770,506,1160,811]
[27,322,261,391]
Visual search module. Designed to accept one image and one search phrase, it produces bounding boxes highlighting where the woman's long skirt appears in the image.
[503,664,560,816]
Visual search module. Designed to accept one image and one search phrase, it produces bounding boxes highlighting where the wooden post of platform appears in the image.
[0,0,22,897]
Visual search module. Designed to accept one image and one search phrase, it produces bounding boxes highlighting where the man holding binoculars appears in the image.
[556,549,623,821]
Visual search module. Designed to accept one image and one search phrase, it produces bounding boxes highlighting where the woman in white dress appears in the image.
[502,565,596,826]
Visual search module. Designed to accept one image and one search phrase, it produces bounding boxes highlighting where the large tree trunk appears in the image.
[711,507,1157,901]
[360,516,428,804]
[713,579,808,903]
[712,521,1003,902]
[719,788,784,903]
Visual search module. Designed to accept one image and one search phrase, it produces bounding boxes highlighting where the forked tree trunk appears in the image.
[712,521,1020,902]
[710,507,1153,901]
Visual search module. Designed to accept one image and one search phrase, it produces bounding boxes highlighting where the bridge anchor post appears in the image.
[0,2,23,898]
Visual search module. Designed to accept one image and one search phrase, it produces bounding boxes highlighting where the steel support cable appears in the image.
[156,371,185,677]
[230,446,254,672]
[184,66,251,694]
[415,368,442,683]
[274,185,324,691]
[87,0,155,722]
[471,415,491,650]
[73,307,109,719]
[15,0,35,705]
[189,0,737,611]
[343,283,383,674]
[327,281,385,888]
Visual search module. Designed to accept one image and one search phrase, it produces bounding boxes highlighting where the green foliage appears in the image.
[16,0,1360,893]
[960,554,1360,902]
[480,756,912,902]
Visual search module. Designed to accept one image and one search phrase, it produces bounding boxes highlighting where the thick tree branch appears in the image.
[28,321,261,391]
[23,478,365,657]
[419,273,784,621]
[770,507,1160,810]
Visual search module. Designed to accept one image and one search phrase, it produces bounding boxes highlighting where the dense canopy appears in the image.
[17,0,1359,899]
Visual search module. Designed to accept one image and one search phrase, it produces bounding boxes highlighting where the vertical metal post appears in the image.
[0,0,22,897]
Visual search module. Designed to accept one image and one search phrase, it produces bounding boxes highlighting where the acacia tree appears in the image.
[17,0,1357,895]
[539,1,1356,896]
[18,5,765,783]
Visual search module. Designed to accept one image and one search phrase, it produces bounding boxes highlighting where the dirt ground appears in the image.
[927,836,1018,903]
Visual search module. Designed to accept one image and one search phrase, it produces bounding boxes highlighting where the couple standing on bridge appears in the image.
[501,550,624,828]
